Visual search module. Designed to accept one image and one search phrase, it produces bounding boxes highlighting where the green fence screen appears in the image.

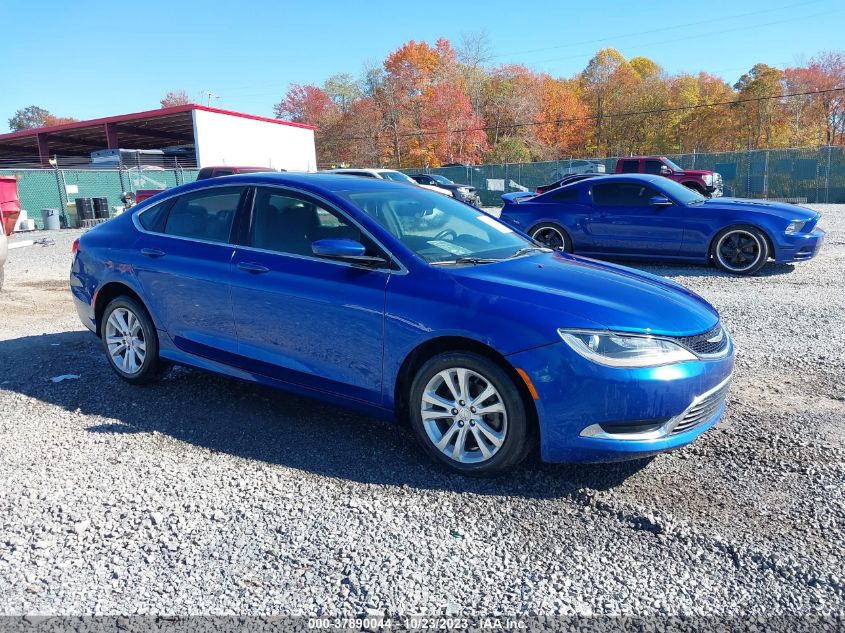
[412,146,845,207]
[0,168,199,228]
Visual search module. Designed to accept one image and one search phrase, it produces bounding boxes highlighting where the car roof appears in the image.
[327,168,395,175]
[183,171,420,194]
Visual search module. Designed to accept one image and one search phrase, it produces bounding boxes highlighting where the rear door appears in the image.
[583,181,684,256]
[228,186,390,404]
[132,185,246,358]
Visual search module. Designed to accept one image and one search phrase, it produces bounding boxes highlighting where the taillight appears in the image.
[72,238,79,254]
[535,188,541,193]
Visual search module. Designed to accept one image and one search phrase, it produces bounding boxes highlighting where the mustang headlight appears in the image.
[558,329,696,367]
[785,220,805,234]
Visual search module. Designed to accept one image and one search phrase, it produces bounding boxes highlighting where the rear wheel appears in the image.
[530,223,572,252]
[711,226,769,275]
[101,296,165,384]
[409,352,531,475]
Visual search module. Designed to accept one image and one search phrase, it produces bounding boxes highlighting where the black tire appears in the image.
[683,182,708,196]
[529,223,572,252]
[711,225,770,275]
[100,296,165,384]
[408,351,532,476]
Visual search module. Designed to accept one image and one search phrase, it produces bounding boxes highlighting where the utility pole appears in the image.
[201,90,219,107]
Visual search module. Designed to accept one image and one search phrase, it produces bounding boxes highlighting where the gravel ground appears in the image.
[0,210,843,622]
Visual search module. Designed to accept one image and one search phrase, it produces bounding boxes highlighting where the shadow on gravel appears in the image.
[624,261,796,278]
[0,331,649,497]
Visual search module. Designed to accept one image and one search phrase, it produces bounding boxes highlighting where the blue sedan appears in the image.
[500,174,825,274]
[71,173,733,475]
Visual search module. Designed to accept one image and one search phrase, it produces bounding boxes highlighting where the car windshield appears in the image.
[657,177,707,205]
[343,187,534,264]
[662,158,683,172]
[430,174,454,185]
[379,170,416,184]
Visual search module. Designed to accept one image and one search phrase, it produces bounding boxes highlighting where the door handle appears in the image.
[141,248,165,258]
[237,261,270,274]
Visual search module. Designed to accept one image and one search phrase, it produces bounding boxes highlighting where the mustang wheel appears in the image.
[712,226,769,275]
[409,352,531,475]
[530,223,572,252]
[101,296,164,384]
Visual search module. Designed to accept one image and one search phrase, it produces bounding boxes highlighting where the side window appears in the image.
[545,186,579,203]
[619,160,640,173]
[163,187,243,243]
[644,160,663,175]
[592,183,658,207]
[137,200,170,232]
[250,187,365,257]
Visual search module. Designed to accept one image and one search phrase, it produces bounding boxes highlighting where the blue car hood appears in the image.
[703,198,820,223]
[451,253,719,337]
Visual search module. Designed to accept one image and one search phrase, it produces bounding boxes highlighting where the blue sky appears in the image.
[3,0,843,132]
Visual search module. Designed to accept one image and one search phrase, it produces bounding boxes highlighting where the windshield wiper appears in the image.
[431,256,502,266]
[508,246,552,259]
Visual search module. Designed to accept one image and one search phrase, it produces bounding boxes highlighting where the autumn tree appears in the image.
[734,64,787,149]
[8,105,77,130]
[535,77,589,158]
[160,90,191,108]
[419,83,488,165]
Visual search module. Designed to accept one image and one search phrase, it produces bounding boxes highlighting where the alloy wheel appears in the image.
[715,230,762,273]
[420,367,508,464]
[105,307,147,375]
[531,226,565,250]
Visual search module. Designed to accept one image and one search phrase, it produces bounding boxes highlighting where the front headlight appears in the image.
[785,220,805,234]
[702,174,713,186]
[458,187,470,194]
[558,329,696,367]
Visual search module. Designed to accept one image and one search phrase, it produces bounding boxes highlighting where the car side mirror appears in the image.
[659,165,672,176]
[649,195,673,208]
[311,238,388,267]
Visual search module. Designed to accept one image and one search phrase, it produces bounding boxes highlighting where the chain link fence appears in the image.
[0,168,199,228]
[414,146,845,207]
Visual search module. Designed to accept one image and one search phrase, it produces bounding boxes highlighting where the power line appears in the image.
[321,86,845,143]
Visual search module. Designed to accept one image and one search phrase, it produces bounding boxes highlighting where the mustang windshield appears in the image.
[344,188,532,264]
[657,178,708,205]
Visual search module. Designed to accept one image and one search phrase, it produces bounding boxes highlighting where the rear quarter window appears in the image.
[544,187,579,203]
[137,200,170,232]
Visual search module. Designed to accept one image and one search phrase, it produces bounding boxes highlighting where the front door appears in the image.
[584,181,684,256]
[229,186,390,405]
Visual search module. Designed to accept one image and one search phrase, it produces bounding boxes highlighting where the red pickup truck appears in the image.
[615,156,722,197]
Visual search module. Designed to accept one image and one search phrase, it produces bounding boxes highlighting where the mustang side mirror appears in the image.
[649,195,673,208]
[311,238,388,267]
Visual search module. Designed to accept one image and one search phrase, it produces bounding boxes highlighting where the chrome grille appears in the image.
[670,379,732,436]
[673,324,729,358]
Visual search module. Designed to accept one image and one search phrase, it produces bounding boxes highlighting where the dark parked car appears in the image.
[196,166,278,180]
[408,174,481,205]
[535,173,607,194]
[71,173,735,475]
[500,174,824,275]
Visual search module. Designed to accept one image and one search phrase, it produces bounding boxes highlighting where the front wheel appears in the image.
[530,223,572,252]
[101,296,165,384]
[409,352,531,475]
[711,226,769,275]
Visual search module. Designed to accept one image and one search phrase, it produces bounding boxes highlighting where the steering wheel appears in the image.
[434,228,457,241]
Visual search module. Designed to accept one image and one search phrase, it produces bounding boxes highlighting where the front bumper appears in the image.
[773,228,825,264]
[506,339,735,463]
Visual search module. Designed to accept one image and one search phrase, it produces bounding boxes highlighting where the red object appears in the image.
[0,175,22,236]
[135,189,162,204]
[0,103,315,144]
[614,156,721,195]
[72,238,79,254]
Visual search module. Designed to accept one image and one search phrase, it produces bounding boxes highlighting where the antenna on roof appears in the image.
[201,90,219,107]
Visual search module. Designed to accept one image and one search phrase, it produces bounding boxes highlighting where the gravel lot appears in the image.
[0,209,843,622]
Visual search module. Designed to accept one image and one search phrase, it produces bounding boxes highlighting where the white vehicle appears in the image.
[325,168,454,197]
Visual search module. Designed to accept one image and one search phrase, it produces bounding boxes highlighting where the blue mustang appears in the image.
[71,173,733,475]
[500,174,825,274]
